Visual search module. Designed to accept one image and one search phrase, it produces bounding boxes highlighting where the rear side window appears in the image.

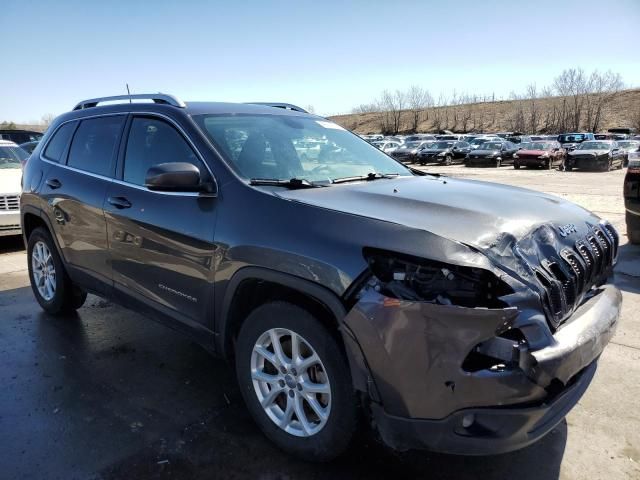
[123,117,205,186]
[43,122,76,162]
[67,116,125,176]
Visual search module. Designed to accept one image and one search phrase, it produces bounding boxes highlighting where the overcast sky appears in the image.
[2,0,639,123]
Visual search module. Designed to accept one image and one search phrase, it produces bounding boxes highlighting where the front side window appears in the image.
[67,116,125,176]
[123,117,206,186]
[193,114,411,183]
[43,122,77,162]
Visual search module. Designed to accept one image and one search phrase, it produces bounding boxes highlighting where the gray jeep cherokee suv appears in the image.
[21,94,621,461]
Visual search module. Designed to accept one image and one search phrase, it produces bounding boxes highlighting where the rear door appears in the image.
[41,115,125,292]
[104,114,217,326]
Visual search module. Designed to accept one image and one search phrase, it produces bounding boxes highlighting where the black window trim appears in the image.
[39,111,217,197]
[64,113,128,177]
[112,111,216,196]
[41,120,79,163]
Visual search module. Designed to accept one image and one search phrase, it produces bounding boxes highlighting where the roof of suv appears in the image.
[66,94,312,119]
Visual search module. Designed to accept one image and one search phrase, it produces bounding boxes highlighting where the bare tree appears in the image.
[378,89,406,134]
[585,70,624,132]
[351,103,378,114]
[553,68,588,130]
[526,84,539,133]
[40,113,55,128]
[406,85,433,132]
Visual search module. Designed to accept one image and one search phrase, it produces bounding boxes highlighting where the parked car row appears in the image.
[365,131,639,172]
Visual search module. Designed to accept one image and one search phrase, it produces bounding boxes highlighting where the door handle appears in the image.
[107,196,132,209]
[46,178,62,189]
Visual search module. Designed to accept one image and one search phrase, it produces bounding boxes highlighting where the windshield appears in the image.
[404,141,424,148]
[470,138,490,145]
[618,141,639,149]
[0,145,27,168]
[559,134,587,143]
[481,142,503,150]
[193,114,411,182]
[521,142,553,150]
[428,141,454,149]
[578,141,611,150]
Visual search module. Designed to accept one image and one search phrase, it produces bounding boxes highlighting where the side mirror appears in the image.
[145,162,216,195]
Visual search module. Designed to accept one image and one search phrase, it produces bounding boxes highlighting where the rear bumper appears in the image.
[625,198,640,218]
[0,210,21,236]
[343,284,621,454]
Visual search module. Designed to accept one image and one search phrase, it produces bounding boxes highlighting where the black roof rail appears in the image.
[73,93,186,111]
[247,102,308,113]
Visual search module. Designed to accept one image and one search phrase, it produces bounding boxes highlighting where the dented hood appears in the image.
[276,175,600,253]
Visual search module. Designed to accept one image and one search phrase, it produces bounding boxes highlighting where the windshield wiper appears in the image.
[249,178,325,189]
[330,172,400,184]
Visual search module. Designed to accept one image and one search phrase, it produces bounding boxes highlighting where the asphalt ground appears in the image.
[0,164,638,479]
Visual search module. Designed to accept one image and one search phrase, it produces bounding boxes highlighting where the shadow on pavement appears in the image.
[0,235,24,254]
[0,282,567,480]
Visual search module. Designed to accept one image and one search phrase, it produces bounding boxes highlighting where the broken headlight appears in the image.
[364,250,513,308]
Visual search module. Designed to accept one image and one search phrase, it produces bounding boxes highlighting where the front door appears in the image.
[104,115,217,326]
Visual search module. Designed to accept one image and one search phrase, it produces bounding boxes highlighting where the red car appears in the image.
[513,141,566,169]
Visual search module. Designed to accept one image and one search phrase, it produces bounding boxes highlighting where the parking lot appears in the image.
[1,165,638,480]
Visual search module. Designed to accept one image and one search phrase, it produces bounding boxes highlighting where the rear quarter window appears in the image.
[43,122,77,162]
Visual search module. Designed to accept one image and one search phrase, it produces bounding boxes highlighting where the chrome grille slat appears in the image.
[533,223,618,329]
[0,195,20,211]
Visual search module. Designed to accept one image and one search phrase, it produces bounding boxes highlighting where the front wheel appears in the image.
[444,155,452,166]
[495,158,502,168]
[235,302,358,461]
[514,162,520,169]
[27,227,87,315]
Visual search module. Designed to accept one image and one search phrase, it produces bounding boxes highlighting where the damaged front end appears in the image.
[341,224,621,454]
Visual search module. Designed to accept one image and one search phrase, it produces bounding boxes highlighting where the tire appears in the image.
[603,159,613,172]
[27,227,87,315]
[546,159,552,169]
[235,301,358,461]
[495,158,502,168]
[444,155,452,166]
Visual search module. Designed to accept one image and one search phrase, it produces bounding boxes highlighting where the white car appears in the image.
[372,140,401,153]
[0,140,27,237]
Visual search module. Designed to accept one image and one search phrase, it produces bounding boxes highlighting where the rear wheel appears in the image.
[235,302,358,461]
[27,227,87,315]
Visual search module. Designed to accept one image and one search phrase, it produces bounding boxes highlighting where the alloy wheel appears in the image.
[250,328,331,437]
[31,241,56,301]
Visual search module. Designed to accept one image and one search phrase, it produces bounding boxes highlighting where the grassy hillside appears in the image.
[329,89,640,135]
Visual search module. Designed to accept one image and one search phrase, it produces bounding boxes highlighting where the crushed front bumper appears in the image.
[342,284,621,454]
